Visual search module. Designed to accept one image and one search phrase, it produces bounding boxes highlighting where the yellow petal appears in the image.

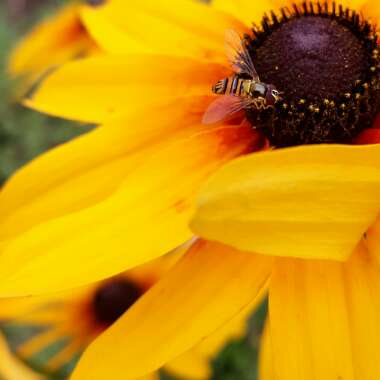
[268,257,355,380]
[8,3,93,89]
[213,0,368,28]
[344,241,380,379]
[192,144,380,261]
[166,285,266,380]
[26,55,229,123]
[0,96,215,242]
[80,0,247,59]
[0,130,145,243]
[366,217,380,268]
[345,0,371,9]
[71,240,273,380]
[138,375,159,380]
[125,246,186,286]
[269,241,380,380]
[165,349,210,380]
[258,321,275,380]
[362,0,380,26]
[212,0,281,27]
[0,124,255,296]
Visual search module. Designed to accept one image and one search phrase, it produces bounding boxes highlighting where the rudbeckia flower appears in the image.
[0,254,255,380]
[1,0,380,379]
[8,1,98,92]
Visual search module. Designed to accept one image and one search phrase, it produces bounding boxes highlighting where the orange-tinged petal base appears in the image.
[362,0,380,24]
[354,128,380,144]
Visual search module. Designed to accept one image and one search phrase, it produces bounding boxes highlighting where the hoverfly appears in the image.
[203,29,281,125]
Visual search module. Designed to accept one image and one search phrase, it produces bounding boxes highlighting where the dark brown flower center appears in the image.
[256,17,368,100]
[92,279,143,325]
[245,2,380,147]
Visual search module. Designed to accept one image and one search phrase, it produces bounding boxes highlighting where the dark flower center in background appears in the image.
[246,2,380,147]
[92,278,143,325]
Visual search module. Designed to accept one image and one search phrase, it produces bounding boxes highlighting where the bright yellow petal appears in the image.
[344,0,371,9]
[26,55,229,123]
[195,285,267,359]
[362,0,380,26]
[212,0,281,27]
[166,286,266,380]
[165,349,210,380]
[8,3,93,89]
[71,240,273,380]
[343,241,380,379]
[213,0,368,28]
[268,241,380,380]
[258,321,275,380]
[0,130,145,243]
[191,144,380,261]
[366,217,380,268]
[125,246,186,287]
[0,96,215,242]
[138,374,159,380]
[80,0,247,59]
[0,124,255,296]
[268,257,355,380]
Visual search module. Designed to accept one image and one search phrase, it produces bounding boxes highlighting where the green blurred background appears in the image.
[0,1,266,379]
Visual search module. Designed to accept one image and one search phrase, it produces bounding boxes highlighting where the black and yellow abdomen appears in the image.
[212,76,247,96]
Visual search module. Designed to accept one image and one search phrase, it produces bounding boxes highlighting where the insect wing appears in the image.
[225,29,259,80]
[203,95,251,124]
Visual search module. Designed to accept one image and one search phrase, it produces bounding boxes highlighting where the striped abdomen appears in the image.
[212,76,248,96]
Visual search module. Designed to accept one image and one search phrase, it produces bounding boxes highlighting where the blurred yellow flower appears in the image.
[0,252,257,380]
[8,2,98,93]
[1,0,380,379]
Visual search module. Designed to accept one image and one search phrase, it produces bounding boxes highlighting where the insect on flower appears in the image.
[203,29,282,125]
